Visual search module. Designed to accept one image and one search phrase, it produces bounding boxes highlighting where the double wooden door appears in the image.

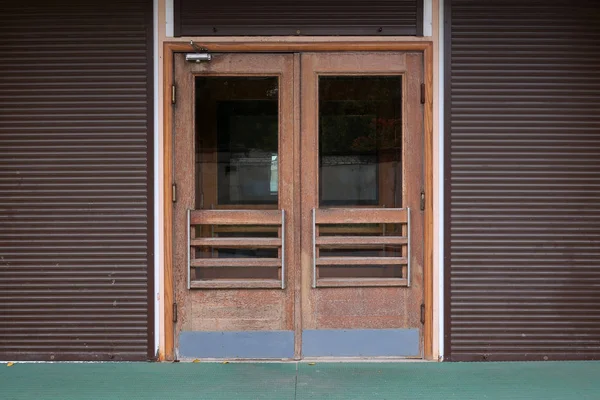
[172,52,424,360]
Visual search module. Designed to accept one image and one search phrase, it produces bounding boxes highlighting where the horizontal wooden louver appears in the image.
[188,209,286,289]
[174,0,422,36]
[445,0,600,361]
[312,208,411,288]
[0,0,153,361]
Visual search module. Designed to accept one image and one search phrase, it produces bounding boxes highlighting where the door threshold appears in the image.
[301,357,428,363]
[175,357,429,363]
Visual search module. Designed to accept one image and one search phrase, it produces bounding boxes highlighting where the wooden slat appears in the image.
[191,237,281,248]
[315,257,407,266]
[319,226,383,235]
[316,278,409,288]
[190,258,281,268]
[190,279,282,289]
[315,208,408,224]
[316,236,407,247]
[212,226,279,234]
[190,209,282,225]
[212,204,278,210]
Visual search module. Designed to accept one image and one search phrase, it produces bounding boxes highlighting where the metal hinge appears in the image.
[171,85,176,105]
[420,83,425,104]
[420,303,425,324]
[173,303,178,323]
[420,191,425,211]
[172,183,177,203]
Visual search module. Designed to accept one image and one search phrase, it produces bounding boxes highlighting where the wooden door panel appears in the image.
[300,52,424,357]
[173,53,296,359]
[172,50,424,359]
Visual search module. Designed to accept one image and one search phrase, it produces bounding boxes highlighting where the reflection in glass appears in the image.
[193,77,280,282]
[318,76,404,280]
[319,76,402,207]
[195,77,279,208]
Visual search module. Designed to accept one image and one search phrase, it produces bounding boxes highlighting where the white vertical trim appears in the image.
[165,0,174,37]
[153,0,160,356]
[437,0,445,361]
[424,0,433,37]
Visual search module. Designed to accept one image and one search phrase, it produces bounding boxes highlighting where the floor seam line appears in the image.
[294,362,299,399]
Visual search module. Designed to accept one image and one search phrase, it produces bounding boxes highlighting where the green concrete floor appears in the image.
[1,361,599,399]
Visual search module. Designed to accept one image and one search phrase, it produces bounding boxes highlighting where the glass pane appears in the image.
[318,76,402,207]
[195,77,279,208]
[193,77,280,283]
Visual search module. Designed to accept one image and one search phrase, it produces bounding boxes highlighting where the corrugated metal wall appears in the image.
[0,0,154,361]
[174,0,423,36]
[445,0,600,361]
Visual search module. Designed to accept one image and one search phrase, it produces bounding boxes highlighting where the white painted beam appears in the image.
[424,0,433,36]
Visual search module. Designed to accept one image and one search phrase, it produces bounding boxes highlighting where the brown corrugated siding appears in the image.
[445,0,600,361]
[0,0,154,361]
[174,0,423,36]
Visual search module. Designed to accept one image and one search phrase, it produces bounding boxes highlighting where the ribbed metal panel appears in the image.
[0,0,154,361]
[174,0,422,36]
[446,0,600,361]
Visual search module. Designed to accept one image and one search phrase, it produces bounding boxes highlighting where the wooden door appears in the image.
[172,53,297,359]
[172,51,424,359]
[299,52,425,357]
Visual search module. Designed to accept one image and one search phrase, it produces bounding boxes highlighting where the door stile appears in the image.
[292,53,303,360]
[299,54,319,332]
[172,54,196,357]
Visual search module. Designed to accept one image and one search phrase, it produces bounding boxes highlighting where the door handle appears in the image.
[281,209,286,289]
[312,208,317,288]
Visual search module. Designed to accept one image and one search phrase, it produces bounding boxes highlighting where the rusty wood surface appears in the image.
[316,236,408,247]
[318,226,383,235]
[172,52,197,359]
[172,53,296,345]
[316,278,409,288]
[300,52,425,339]
[212,226,280,234]
[315,208,408,224]
[299,51,317,331]
[191,238,281,248]
[190,280,282,289]
[190,209,283,225]
[292,53,303,359]
[190,258,281,268]
[316,257,408,266]
[164,43,434,360]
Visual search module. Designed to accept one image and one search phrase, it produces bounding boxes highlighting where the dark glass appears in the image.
[319,266,403,279]
[318,76,402,207]
[194,267,279,280]
[317,77,404,280]
[193,77,280,282]
[195,77,279,207]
